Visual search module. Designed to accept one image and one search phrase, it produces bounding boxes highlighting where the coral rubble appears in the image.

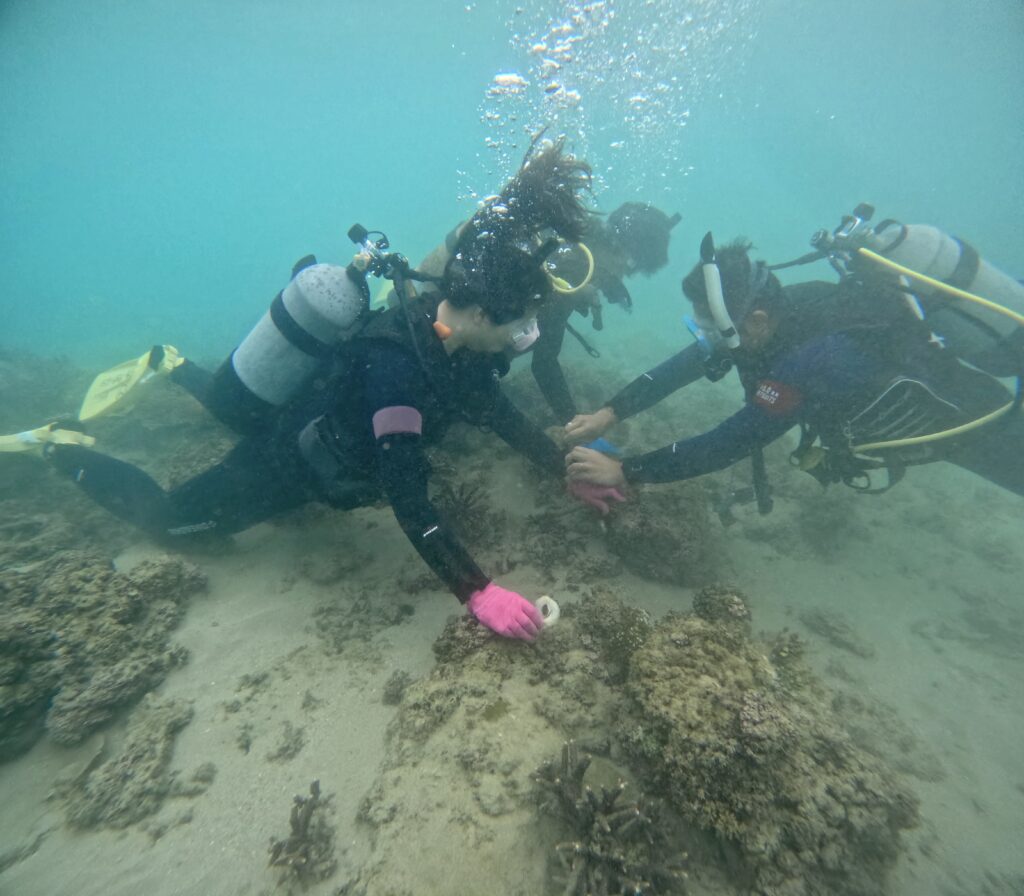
[0,551,205,760]
[353,584,919,895]
[64,695,205,828]
[623,586,919,896]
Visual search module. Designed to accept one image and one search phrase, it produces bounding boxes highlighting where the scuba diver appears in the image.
[398,200,680,423]
[530,202,681,423]
[564,205,1024,506]
[5,140,594,642]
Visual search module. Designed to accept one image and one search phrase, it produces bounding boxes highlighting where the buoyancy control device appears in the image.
[773,204,1024,491]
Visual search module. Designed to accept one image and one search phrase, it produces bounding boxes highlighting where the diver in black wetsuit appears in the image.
[405,202,679,424]
[42,141,594,642]
[565,236,1024,500]
[529,203,680,423]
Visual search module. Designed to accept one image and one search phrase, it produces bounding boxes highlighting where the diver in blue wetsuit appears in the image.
[565,232,1024,501]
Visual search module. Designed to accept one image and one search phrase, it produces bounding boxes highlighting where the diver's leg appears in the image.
[531,301,577,423]
[162,438,312,537]
[168,359,214,408]
[47,444,177,535]
[47,439,311,539]
[944,411,1024,497]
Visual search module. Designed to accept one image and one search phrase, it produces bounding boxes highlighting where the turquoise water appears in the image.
[2,2,1024,894]
[3,0,1021,365]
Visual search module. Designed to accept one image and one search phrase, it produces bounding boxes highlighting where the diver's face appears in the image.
[738,310,773,351]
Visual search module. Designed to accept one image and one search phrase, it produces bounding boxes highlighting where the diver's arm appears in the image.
[365,346,490,602]
[606,343,709,420]
[621,404,795,484]
[375,428,490,601]
[487,390,566,476]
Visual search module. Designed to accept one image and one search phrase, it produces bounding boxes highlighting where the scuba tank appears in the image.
[863,221,1024,376]
[206,259,371,435]
[772,205,1024,491]
[786,203,1024,377]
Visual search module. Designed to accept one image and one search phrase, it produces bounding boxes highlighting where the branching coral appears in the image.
[534,741,688,896]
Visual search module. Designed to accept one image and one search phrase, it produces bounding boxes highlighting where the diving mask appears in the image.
[509,317,540,353]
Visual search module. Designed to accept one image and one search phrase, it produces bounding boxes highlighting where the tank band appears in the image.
[946,238,980,291]
[270,292,333,359]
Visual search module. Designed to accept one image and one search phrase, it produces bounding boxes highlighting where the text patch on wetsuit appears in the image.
[753,379,802,416]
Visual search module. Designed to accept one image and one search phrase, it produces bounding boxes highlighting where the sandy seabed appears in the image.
[1,356,1022,896]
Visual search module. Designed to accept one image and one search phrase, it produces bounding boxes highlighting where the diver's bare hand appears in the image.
[565,446,626,488]
[544,424,573,450]
[564,407,617,444]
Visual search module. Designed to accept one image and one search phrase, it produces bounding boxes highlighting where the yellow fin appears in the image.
[78,350,154,421]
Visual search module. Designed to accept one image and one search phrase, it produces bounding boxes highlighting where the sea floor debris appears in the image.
[269,780,338,889]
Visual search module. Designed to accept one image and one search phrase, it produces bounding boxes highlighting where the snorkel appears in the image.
[700,231,742,351]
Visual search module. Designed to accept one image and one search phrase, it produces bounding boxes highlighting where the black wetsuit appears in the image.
[49,294,564,601]
[530,227,633,423]
[604,281,1024,496]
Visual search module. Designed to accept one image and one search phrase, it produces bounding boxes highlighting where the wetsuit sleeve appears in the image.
[487,390,566,476]
[621,404,796,483]
[363,344,489,602]
[607,343,708,420]
[531,300,577,422]
[620,332,859,483]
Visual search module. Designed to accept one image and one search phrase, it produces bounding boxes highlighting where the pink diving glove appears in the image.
[467,583,543,641]
[567,480,627,516]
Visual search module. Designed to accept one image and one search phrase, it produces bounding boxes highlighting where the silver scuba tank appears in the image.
[866,221,1024,376]
[207,261,369,434]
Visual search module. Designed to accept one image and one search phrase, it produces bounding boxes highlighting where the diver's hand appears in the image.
[565,446,626,488]
[467,583,543,641]
[567,480,626,516]
[564,407,617,444]
[544,424,572,450]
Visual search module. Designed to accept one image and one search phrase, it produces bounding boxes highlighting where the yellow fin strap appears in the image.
[0,423,96,453]
[549,242,595,295]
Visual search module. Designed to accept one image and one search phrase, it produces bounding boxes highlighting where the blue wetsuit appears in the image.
[605,282,1023,495]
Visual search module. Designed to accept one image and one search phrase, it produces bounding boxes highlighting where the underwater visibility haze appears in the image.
[1,1,1023,894]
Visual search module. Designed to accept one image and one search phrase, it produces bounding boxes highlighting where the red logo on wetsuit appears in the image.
[753,379,802,416]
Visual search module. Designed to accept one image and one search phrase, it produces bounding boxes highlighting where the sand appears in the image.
[1,360,1022,896]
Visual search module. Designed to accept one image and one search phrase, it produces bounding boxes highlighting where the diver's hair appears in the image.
[444,136,593,323]
[499,135,593,241]
[607,202,674,274]
[681,238,782,319]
